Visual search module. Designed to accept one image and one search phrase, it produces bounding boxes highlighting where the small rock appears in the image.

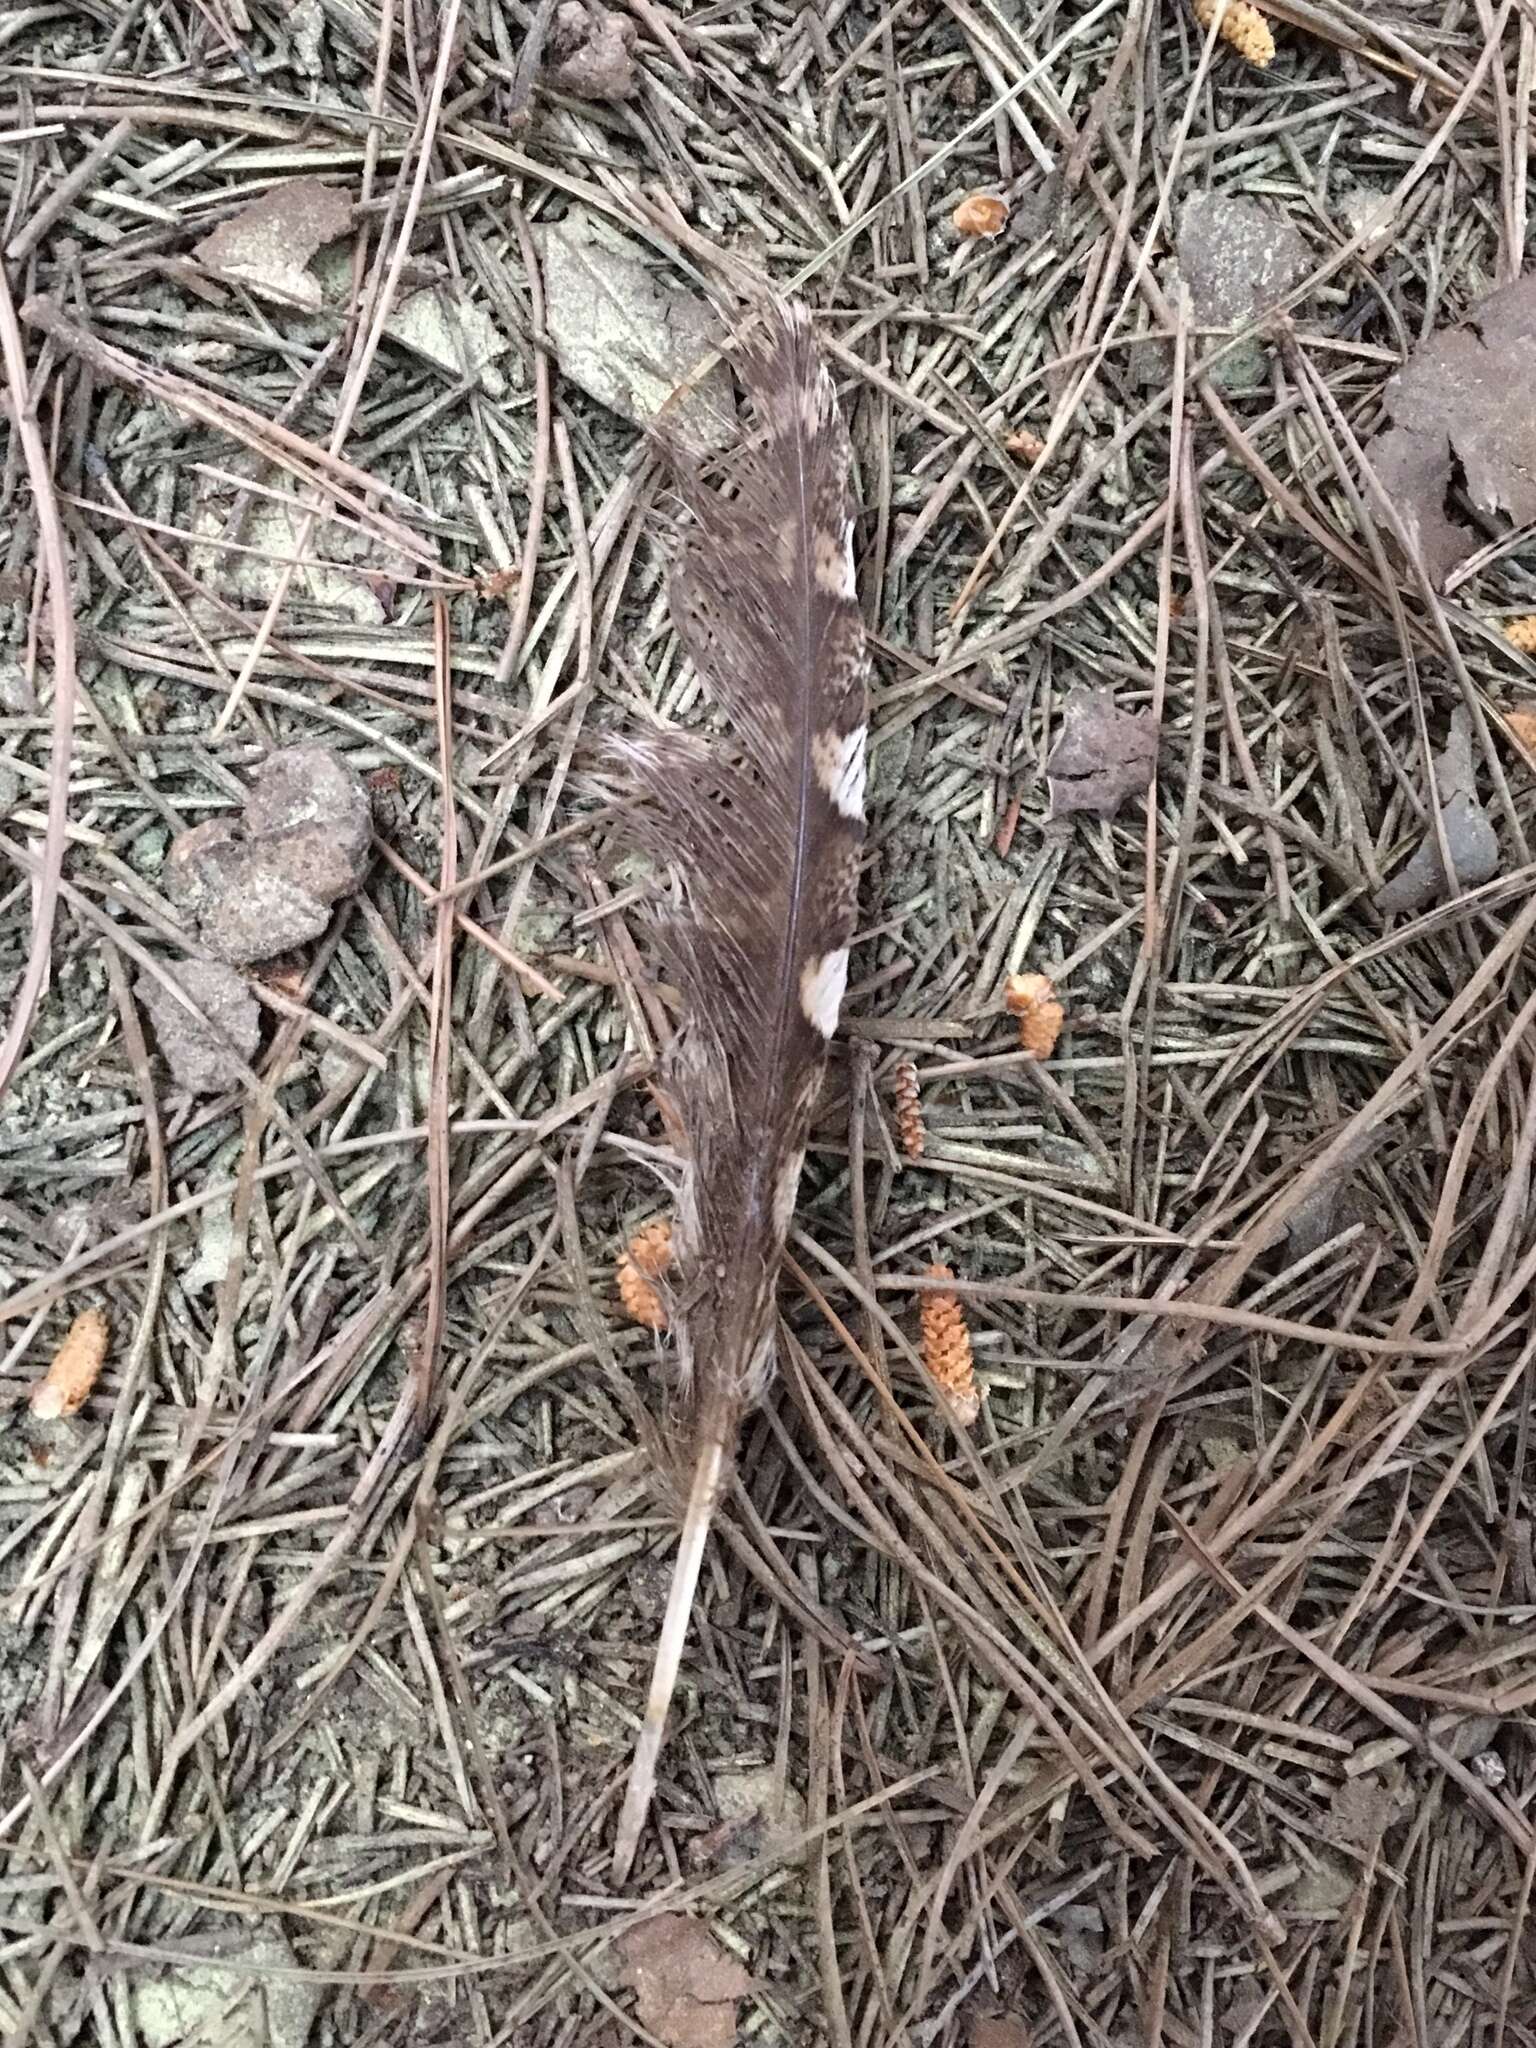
[164,821,332,964]
[244,746,373,903]
[163,748,372,964]
[1178,191,1309,327]
[548,2,639,99]
[1169,191,1311,389]
[1045,685,1159,820]
[163,816,243,923]
[1469,1749,1506,1787]
[136,961,261,1094]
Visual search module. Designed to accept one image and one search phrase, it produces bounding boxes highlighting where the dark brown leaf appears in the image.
[1045,685,1158,819]
[1365,272,1536,588]
[618,1914,750,2048]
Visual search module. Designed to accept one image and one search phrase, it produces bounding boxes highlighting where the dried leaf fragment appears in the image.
[31,1307,109,1421]
[893,1060,925,1161]
[1365,274,1536,589]
[536,210,736,456]
[618,1218,673,1329]
[1504,616,1536,654]
[128,1927,321,2048]
[1045,685,1158,819]
[952,192,1008,239]
[1004,973,1064,1059]
[1377,707,1499,915]
[618,1913,750,2048]
[1192,0,1274,64]
[193,177,352,311]
[920,1264,980,1426]
[1504,707,1536,753]
[1323,1772,1410,1851]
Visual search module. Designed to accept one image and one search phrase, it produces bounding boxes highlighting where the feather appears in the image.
[608,301,866,1881]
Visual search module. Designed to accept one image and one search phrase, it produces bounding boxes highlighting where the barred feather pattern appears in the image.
[609,302,867,1879]
[614,305,866,1423]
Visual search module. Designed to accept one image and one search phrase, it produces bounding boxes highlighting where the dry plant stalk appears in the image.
[1504,616,1536,654]
[920,1265,980,1425]
[617,1218,673,1329]
[31,1306,109,1420]
[893,1060,925,1161]
[1005,972,1064,1059]
[952,192,1008,238]
[1192,0,1274,64]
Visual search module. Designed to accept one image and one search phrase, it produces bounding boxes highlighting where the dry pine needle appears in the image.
[617,1218,673,1330]
[1005,972,1065,1059]
[920,1265,980,1426]
[31,1306,109,1421]
[1192,0,1274,64]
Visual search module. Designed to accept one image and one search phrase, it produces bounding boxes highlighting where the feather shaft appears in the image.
[611,1431,726,1882]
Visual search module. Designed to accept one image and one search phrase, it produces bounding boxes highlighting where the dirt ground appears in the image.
[2,0,1536,2043]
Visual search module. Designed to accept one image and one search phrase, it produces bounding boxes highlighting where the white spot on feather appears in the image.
[814,520,857,599]
[812,725,866,821]
[800,948,849,1039]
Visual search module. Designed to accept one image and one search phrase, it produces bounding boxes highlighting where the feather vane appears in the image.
[610,302,866,1878]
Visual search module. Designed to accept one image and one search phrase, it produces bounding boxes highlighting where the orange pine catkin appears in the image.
[1192,0,1274,65]
[1504,616,1536,655]
[920,1265,980,1426]
[30,1306,109,1421]
[893,1060,925,1161]
[1005,972,1064,1060]
[617,1219,672,1330]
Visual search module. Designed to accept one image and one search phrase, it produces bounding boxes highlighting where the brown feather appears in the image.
[608,302,866,1879]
